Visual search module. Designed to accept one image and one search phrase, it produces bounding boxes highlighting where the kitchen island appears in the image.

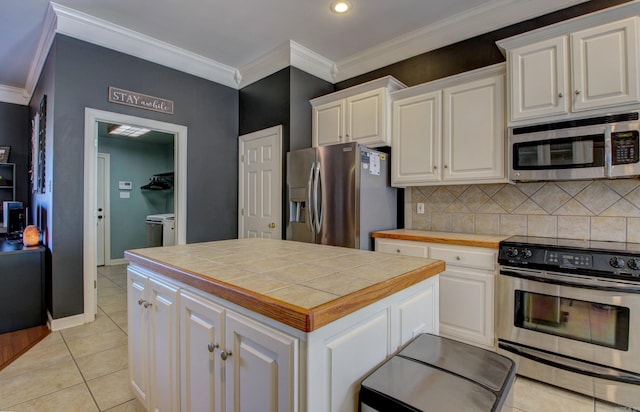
[124,238,444,412]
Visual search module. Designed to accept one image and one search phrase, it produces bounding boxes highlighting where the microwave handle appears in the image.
[604,124,612,178]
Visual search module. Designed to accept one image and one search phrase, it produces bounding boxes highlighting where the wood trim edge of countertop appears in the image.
[371,231,502,249]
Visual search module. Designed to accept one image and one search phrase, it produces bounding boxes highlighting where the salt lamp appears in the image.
[22,225,40,246]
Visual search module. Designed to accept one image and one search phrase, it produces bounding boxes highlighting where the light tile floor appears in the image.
[0,264,143,412]
[0,264,637,412]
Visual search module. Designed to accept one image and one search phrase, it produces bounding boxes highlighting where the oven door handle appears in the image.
[499,340,640,385]
[499,268,640,293]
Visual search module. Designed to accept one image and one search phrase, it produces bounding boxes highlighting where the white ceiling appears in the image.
[1,0,589,103]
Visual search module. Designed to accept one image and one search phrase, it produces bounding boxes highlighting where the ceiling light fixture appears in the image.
[108,124,151,137]
[331,1,352,14]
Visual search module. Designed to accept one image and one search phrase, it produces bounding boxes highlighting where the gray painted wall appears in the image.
[30,34,238,319]
[239,66,333,238]
[98,136,174,260]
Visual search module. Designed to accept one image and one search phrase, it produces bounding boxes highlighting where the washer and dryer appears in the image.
[145,213,175,247]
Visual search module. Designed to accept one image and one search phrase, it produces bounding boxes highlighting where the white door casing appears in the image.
[238,125,282,239]
[83,108,187,324]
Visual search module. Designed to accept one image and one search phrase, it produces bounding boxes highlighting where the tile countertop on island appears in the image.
[372,229,509,249]
[124,238,444,333]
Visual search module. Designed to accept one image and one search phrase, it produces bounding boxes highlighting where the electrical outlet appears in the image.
[417,203,425,214]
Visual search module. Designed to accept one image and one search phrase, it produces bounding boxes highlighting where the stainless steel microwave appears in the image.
[508,112,640,181]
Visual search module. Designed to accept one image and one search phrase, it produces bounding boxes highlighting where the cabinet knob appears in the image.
[207,343,219,353]
[558,92,563,98]
[455,256,461,261]
[444,165,448,169]
[433,165,437,170]
[220,350,232,361]
[396,249,401,253]
[346,134,349,138]
[575,89,581,95]
[138,299,145,306]
[143,301,153,309]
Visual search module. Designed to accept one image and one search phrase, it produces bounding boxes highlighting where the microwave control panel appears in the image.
[612,130,639,165]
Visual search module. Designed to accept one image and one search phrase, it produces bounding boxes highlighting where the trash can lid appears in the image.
[360,355,498,412]
[397,333,514,392]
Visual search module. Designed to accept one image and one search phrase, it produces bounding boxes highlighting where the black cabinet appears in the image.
[0,239,46,333]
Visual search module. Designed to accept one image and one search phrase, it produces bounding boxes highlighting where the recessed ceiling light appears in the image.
[331,1,352,14]
[108,124,151,137]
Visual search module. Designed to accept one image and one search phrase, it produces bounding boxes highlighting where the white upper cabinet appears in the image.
[509,37,569,120]
[311,76,405,147]
[391,64,506,187]
[443,73,505,183]
[392,90,442,185]
[571,18,639,112]
[498,5,640,125]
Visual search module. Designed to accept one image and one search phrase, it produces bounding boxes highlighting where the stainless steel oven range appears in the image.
[497,236,640,410]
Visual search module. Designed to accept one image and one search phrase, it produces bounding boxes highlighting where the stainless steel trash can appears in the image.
[360,333,516,412]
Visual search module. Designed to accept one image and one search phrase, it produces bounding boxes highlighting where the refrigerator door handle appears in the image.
[313,163,322,233]
[307,163,315,233]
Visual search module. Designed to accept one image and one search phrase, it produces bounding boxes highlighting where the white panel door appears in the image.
[224,311,297,412]
[510,36,569,121]
[571,18,639,112]
[148,277,180,412]
[180,290,225,412]
[443,74,505,182]
[313,100,345,146]
[391,91,442,186]
[239,126,282,239]
[127,268,150,410]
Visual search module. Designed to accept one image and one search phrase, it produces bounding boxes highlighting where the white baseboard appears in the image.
[106,258,128,266]
[47,311,87,331]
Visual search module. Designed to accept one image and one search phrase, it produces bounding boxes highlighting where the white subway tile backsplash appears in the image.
[410,178,640,242]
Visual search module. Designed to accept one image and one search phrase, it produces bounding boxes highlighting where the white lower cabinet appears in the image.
[128,266,180,412]
[179,290,224,412]
[129,263,439,412]
[375,238,496,349]
[224,311,297,412]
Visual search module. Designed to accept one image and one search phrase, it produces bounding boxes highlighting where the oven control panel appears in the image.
[498,240,640,280]
[545,252,592,267]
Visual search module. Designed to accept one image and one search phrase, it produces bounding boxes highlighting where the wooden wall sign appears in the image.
[108,87,174,114]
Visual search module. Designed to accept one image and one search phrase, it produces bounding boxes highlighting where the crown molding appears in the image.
[50,3,239,89]
[237,41,335,88]
[332,0,588,82]
[0,84,30,105]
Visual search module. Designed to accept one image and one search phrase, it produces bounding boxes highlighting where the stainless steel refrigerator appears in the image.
[286,142,397,250]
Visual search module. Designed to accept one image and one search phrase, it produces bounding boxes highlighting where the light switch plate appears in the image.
[417,203,425,214]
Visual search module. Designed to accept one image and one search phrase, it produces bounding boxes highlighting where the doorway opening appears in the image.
[83,108,188,323]
[96,122,176,267]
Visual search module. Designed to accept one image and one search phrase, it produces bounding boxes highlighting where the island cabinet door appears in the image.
[224,311,298,412]
[128,268,150,410]
[147,277,180,412]
[179,290,225,412]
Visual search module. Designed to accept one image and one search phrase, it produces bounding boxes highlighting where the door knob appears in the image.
[268,222,276,229]
[98,215,103,219]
